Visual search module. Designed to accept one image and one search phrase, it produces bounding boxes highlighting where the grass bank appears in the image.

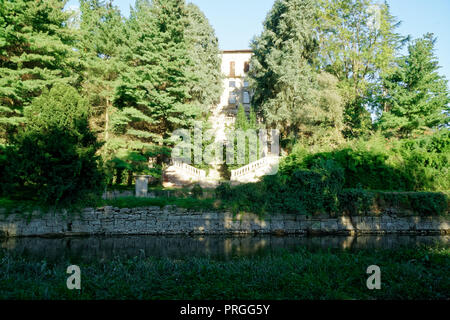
[1,188,448,217]
[0,245,448,300]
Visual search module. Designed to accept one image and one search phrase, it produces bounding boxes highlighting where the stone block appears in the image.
[321,219,338,232]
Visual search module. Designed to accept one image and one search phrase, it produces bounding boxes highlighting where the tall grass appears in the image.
[0,245,448,300]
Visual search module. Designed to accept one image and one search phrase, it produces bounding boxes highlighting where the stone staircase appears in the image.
[230,156,280,184]
[163,156,280,188]
[163,161,219,188]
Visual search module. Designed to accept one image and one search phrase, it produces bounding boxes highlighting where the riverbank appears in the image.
[0,202,450,237]
[0,244,448,300]
[0,205,449,238]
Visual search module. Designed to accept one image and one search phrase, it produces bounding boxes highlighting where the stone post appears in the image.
[135,175,150,197]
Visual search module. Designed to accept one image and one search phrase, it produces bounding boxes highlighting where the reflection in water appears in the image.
[1,235,448,262]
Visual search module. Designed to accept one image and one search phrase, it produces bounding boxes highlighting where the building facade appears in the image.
[218,50,253,115]
[210,50,253,144]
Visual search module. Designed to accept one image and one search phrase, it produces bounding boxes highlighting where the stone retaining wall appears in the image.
[0,206,449,238]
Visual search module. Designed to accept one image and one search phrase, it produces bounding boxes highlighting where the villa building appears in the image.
[210,50,254,144]
[164,50,279,187]
[219,50,254,116]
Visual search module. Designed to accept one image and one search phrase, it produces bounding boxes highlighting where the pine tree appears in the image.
[379,34,450,138]
[78,0,125,157]
[235,105,249,131]
[113,0,199,171]
[250,0,344,148]
[249,108,257,129]
[3,84,104,204]
[185,3,222,113]
[0,0,78,142]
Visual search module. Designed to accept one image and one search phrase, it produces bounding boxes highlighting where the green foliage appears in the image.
[223,105,262,172]
[78,0,126,160]
[378,34,450,138]
[250,0,344,146]
[339,189,448,216]
[0,0,448,204]
[185,3,223,111]
[23,84,90,131]
[1,85,104,205]
[215,183,233,201]
[113,0,199,155]
[235,105,249,131]
[191,183,203,199]
[103,196,219,212]
[1,245,448,299]
[304,147,411,191]
[0,0,79,141]
[317,0,402,138]
[0,145,7,195]
[397,131,450,191]
[283,131,450,191]
[338,189,376,216]
[216,160,345,215]
[109,0,222,176]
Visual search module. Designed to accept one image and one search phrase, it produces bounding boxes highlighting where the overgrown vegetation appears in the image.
[281,132,450,191]
[215,183,448,217]
[215,132,449,216]
[0,0,449,209]
[0,85,104,206]
[1,245,448,299]
[103,196,219,211]
[338,189,449,216]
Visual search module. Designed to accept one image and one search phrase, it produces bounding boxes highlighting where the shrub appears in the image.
[281,131,450,192]
[4,126,104,206]
[1,85,105,206]
[378,192,448,216]
[215,183,233,200]
[191,184,204,199]
[338,189,376,216]
[0,145,7,196]
[338,189,448,216]
[215,160,345,215]
[398,131,450,191]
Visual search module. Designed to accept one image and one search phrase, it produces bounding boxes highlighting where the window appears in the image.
[243,91,250,104]
[229,81,236,88]
[229,61,235,77]
[243,81,249,88]
[229,92,237,104]
[244,62,250,73]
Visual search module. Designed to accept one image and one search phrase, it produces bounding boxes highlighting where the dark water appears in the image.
[1,235,448,262]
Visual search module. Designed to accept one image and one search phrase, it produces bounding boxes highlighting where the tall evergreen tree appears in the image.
[2,84,104,204]
[0,0,78,142]
[250,0,344,148]
[78,0,125,157]
[378,34,450,138]
[235,105,249,131]
[185,3,222,113]
[113,0,199,170]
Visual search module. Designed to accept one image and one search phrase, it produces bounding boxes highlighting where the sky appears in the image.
[66,0,450,82]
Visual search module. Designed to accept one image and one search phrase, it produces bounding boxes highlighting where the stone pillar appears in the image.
[135,175,150,197]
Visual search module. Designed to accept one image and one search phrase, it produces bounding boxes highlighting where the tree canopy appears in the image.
[0,0,449,204]
[378,33,450,138]
[0,0,79,141]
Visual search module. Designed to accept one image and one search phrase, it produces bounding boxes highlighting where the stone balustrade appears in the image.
[173,161,206,178]
[231,156,280,181]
